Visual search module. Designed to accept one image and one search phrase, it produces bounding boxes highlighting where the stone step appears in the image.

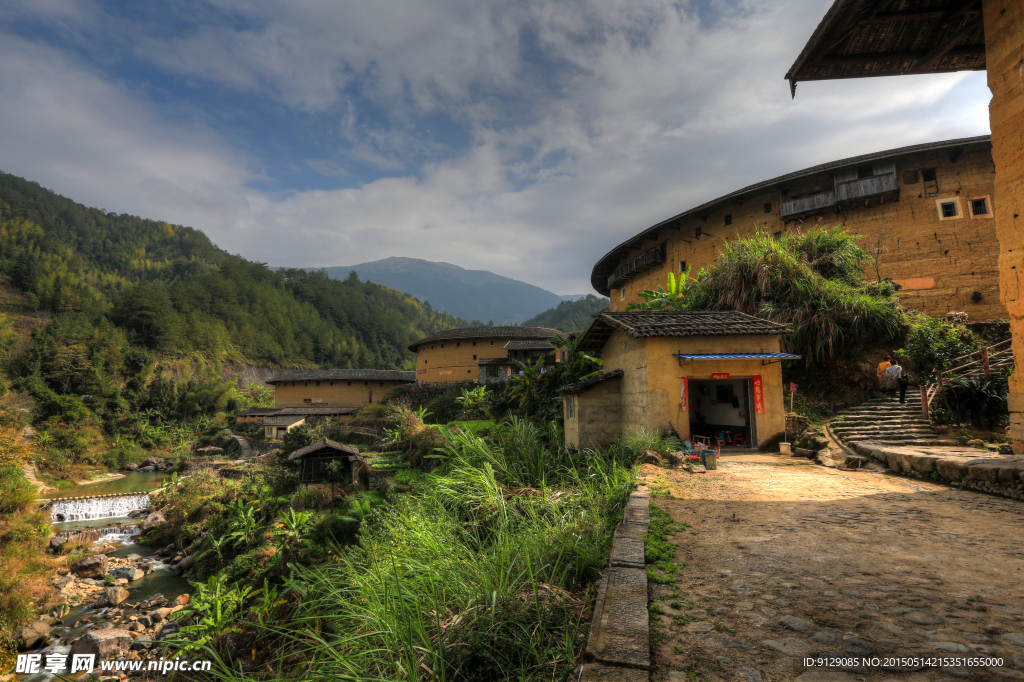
[833,418,932,425]
[833,429,935,436]
[832,424,934,432]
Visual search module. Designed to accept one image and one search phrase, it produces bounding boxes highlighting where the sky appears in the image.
[0,0,991,295]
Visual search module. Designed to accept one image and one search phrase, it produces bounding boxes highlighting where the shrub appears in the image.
[899,315,980,375]
[423,394,461,424]
[306,511,361,546]
[0,466,35,515]
[936,372,1009,430]
[279,424,317,459]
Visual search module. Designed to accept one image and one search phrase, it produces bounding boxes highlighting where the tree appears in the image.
[280,424,318,458]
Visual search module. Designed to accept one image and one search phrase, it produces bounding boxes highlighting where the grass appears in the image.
[189,419,636,681]
[645,503,686,586]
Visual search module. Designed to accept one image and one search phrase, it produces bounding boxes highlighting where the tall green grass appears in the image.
[194,420,636,681]
[684,227,902,365]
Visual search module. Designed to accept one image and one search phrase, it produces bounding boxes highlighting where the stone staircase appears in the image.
[828,392,954,447]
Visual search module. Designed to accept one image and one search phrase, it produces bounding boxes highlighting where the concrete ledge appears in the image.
[585,491,650,679]
[853,441,1024,499]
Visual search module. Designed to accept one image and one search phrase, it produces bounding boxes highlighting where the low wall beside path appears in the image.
[581,490,651,682]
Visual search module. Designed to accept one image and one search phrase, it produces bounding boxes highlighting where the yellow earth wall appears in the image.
[985,0,1024,442]
[600,331,785,447]
[609,143,1003,320]
[563,377,623,450]
[415,337,517,383]
[273,381,409,408]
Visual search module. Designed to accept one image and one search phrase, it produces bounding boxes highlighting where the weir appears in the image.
[48,492,151,523]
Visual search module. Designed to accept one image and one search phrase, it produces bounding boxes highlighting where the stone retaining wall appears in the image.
[580,490,651,682]
[853,441,1024,500]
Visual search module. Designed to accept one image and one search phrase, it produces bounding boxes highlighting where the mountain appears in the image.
[312,257,571,324]
[521,295,610,332]
[0,171,469,370]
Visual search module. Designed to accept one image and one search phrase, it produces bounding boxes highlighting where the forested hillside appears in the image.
[0,171,468,369]
[521,294,609,331]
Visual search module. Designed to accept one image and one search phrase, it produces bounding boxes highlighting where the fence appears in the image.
[921,338,1012,420]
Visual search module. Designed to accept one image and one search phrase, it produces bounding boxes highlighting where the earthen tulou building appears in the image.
[591,136,1003,320]
[785,0,1024,445]
[409,326,567,385]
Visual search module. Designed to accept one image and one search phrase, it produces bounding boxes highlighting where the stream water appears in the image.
[43,471,191,644]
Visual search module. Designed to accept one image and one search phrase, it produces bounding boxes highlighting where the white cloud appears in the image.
[0,0,991,297]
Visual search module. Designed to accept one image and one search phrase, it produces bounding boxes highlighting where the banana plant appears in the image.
[627,267,692,311]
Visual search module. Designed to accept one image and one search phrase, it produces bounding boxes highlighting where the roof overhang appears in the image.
[785,0,985,97]
[674,352,802,366]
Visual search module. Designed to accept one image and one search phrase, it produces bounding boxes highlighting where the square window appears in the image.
[856,164,874,178]
[347,381,352,385]
[940,201,957,218]
[489,340,494,345]
[724,214,732,226]
[472,341,477,346]
[921,168,937,182]
[329,382,333,386]
[763,202,772,214]
[971,198,988,216]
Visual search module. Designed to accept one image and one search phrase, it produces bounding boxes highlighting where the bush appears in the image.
[423,394,461,425]
[279,424,318,459]
[899,315,980,375]
[0,466,36,514]
[936,372,1009,430]
[306,511,361,546]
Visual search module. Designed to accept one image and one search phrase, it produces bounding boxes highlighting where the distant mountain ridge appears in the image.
[306,257,576,324]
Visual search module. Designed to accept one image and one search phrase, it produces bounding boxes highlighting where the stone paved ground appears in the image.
[640,452,1024,682]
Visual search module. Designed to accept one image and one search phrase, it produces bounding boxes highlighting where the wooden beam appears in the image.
[918,0,985,69]
[858,7,981,24]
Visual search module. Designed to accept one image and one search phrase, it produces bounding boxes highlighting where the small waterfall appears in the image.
[97,524,142,544]
[49,493,150,522]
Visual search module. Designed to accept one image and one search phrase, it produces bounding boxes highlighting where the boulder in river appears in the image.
[110,566,145,582]
[15,620,51,650]
[70,554,108,579]
[99,586,130,606]
[70,629,133,658]
[141,510,166,531]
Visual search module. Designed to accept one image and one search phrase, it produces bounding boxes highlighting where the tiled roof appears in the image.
[503,339,556,350]
[578,311,790,352]
[287,438,364,461]
[268,369,416,384]
[277,406,360,416]
[477,357,514,366]
[237,408,279,416]
[409,326,566,352]
[558,369,624,394]
[263,415,306,426]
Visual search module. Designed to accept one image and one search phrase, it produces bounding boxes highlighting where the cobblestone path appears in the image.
[640,452,1024,682]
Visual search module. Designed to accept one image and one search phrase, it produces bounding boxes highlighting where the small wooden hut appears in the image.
[287,439,365,495]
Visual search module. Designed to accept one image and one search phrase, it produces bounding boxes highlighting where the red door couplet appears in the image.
[752,375,765,414]
[677,376,689,412]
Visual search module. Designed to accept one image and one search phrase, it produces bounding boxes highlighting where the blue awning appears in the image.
[673,353,802,360]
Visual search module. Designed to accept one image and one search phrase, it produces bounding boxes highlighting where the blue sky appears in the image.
[0,0,991,294]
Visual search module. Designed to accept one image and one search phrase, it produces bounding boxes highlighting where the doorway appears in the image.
[689,378,755,447]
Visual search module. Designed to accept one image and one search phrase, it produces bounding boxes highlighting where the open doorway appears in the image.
[689,379,755,447]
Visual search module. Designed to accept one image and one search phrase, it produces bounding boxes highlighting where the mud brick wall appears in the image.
[607,141,1003,321]
[984,1,1024,443]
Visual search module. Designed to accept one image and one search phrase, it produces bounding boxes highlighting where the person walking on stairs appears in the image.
[877,355,892,390]
[885,360,904,400]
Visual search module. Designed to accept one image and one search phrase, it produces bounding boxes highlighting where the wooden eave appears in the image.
[785,0,986,97]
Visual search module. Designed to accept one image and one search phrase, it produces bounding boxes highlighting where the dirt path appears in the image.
[641,452,1024,682]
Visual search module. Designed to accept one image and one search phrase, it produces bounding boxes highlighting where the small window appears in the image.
[473,354,477,360]
[856,164,874,178]
[304,382,308,387]
[763,202,772,214]
[922,168,939,195]
[329,381,334,386]
[567,397,576,420]
[937,199,961,220]
[456,342,460,347]
[380,382,384,386]
[724,214,732,226]
[620,288,625,300]
[431,345,434,350]
[679,260,687,273]
[467,369,471,373]
[971,198,989,216]
[316,381,320,387]
[441,343,445,348]
[364,381,369,386]
[489,340,494,346]
[347,381,351,386]
[472,341,477,346]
